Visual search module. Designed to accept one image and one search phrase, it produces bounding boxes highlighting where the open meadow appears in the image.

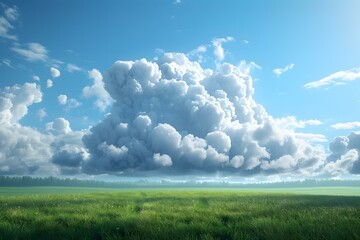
[1,187,360,240]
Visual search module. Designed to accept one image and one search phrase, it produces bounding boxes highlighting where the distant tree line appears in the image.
[0,176,359,188]
[0,176,133,188]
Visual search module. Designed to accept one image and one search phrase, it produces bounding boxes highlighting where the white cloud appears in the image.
[58,95,67,105]
[50,67,60,78]
[261,155,296,170]
[11,41,64,69]
[67,63,82,73]
[306,119,323,126]
[37,108,47,121]
[0,123,55,175]
[325,149,359,176]
[239,60,261,75]
[0,82,87,175]
[153,153,172,167]
[0,5,18,40]
[212,37,234,61]
[4,6,19,21]
[187,45,207,55]
[295,133,327,143]
[331,122,360,130]
[82,69,113,111]
[81,53,326,175]
[0,5,19,40]
[0,82,42,124]
[174,0,182,4]
[0,82,58,175]
[0,16,16,40]
[46,118,72,134]
[3,39,358,178]
[273,63,294,77]
[33,75,40,81]
[195,45,206,53]
[50,59,64,68]
[275,116,323,129]
[187,45,207,62]
[12,43,48,62]
[230,155,244,168]
[325,132,360,175]
[304,67,360,89]
[99,142,128,158]
[57,94,81,110]
[1,59,13,68]
[66,98,81,110]
[46,79,53,88]
[206,131,231,153]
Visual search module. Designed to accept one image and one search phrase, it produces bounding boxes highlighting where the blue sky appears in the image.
[1,0,360,180]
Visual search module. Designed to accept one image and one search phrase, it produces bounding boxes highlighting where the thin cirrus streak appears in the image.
[331,122,360,130]
[304,67,360,89]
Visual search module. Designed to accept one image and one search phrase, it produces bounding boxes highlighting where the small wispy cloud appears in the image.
[304,67,360,89]
[174,0,182,5]
[295,133,327,143]
[50,59,64,68]
[11,43,49,62]
[4,6,19,21]
[212,37,234,61]
[187,45,207,62]
[187,45,207,56]
[275,116,323,129]
[331,121,360,130]
[57,94,81,110]
[0,16,16,40]
[46,79,53,88]
[37,108,47,121]
[0,5,18,40]
[305,119,323,126]
[65,98,81,110]
[1,58,13,68]
[67,63,82,73]
[239,60,261,75]
[273,63,294,77]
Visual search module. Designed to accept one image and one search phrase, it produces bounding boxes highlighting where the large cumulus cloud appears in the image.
[1,51,359,179]
[82,53,326,176]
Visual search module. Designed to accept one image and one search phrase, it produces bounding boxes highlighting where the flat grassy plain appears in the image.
[1,187,360,239]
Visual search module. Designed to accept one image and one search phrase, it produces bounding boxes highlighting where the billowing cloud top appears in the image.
[81,53,327,176]
[82,69,113,111]
[0,83,42,125]
[325,132,360,175]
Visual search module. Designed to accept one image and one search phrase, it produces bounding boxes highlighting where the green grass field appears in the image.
[1,187,360,239]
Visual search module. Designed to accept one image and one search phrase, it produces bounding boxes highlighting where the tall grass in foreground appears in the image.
[0,190,359,239]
